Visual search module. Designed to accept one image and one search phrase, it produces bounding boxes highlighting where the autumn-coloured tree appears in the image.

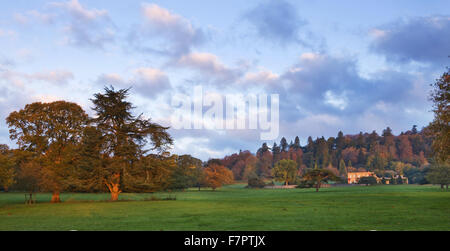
[341,147,358,165]
[90,86,172,200]
[428,68,449,163]
[7,101,88,202]
[242,155,258,180]
[272,159,297,186]
[302,169,340,192]
[0,147,15,192]
[204,164,234,190]
[398,135,413,162]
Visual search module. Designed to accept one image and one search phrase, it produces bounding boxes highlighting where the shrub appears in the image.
[358,176,378,185]
[247,176,266,188]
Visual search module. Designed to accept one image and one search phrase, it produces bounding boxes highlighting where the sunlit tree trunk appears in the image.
[105,173,122,201]
[51,191,61,203]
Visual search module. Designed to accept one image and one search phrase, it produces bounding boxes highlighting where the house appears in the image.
[382,175,409,184]
[347,172,380,184]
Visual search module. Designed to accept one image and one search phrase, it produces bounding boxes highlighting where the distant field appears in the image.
[0,185,449,230]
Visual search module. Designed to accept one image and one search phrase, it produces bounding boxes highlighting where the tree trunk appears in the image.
[441,184,444,189]
[110,190,120,201]
[108,183,121,201]
[105,173,122,201]
[3,186,8,192]
[51,191,61,203]
[316,182,321,192]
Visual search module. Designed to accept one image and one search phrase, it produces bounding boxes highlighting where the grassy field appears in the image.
[0,184,449,230]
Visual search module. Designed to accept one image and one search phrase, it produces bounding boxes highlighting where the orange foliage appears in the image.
[204,164,234,190]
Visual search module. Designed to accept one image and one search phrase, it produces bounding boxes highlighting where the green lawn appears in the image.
[0,185,449,230]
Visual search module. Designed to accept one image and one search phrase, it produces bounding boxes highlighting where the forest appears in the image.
[217,125,432,185]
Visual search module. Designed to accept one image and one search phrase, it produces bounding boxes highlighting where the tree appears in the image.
[6,101,88,202]
[336,131,345,151]
[256,143,270,157]
[412,125,418,134]
[128,153,176,192]
[192,166,207,191]
[306,136,314,153]
[247,174,266,188]
[315,137,329,168]
[368,130,379,152]
[302,169,340,192]
[382,127,397,160]
[242,155,258,180]
[0,151,15,192]
[170,155,203,190]
[70,126,108,192]
[204,164,234,190]
[366,153,387,172]
[90,86,172,200]
[293,136,301,150]
[256,150,272,178]
[398,135,413,162]
[358,176,378,186]
[341,147,358,165]
[272,159,297,186]
[428,68,449,162]
[426,163,450,190]
[356,132,365,149]
[272,143,280,166]
[280,137,288,152]
[338,159,347,178]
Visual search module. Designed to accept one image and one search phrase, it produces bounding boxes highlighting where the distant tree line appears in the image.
[214,68,449,189]
[215,126,433,184]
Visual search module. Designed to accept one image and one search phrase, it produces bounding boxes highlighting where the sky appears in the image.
[0,0,449,160]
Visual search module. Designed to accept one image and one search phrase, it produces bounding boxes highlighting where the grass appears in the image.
[0,184,449,230]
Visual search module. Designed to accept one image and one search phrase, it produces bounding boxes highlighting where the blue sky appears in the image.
[0,0,449,160]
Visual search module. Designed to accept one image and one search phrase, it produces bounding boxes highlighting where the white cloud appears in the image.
[97,68,171,98]
[50,0,108,21]
[27,70,74,85]
[172,136,235,160]
[128,3,205,56]
[324,90,348,110]
[175,52,241,83]
[0,69,74,86]
[142,3,194,34]
[97,73,126,86]
[132,68,171,97]
[300,52,322,61]
[243,70,279,84]
[17,0,115,49]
